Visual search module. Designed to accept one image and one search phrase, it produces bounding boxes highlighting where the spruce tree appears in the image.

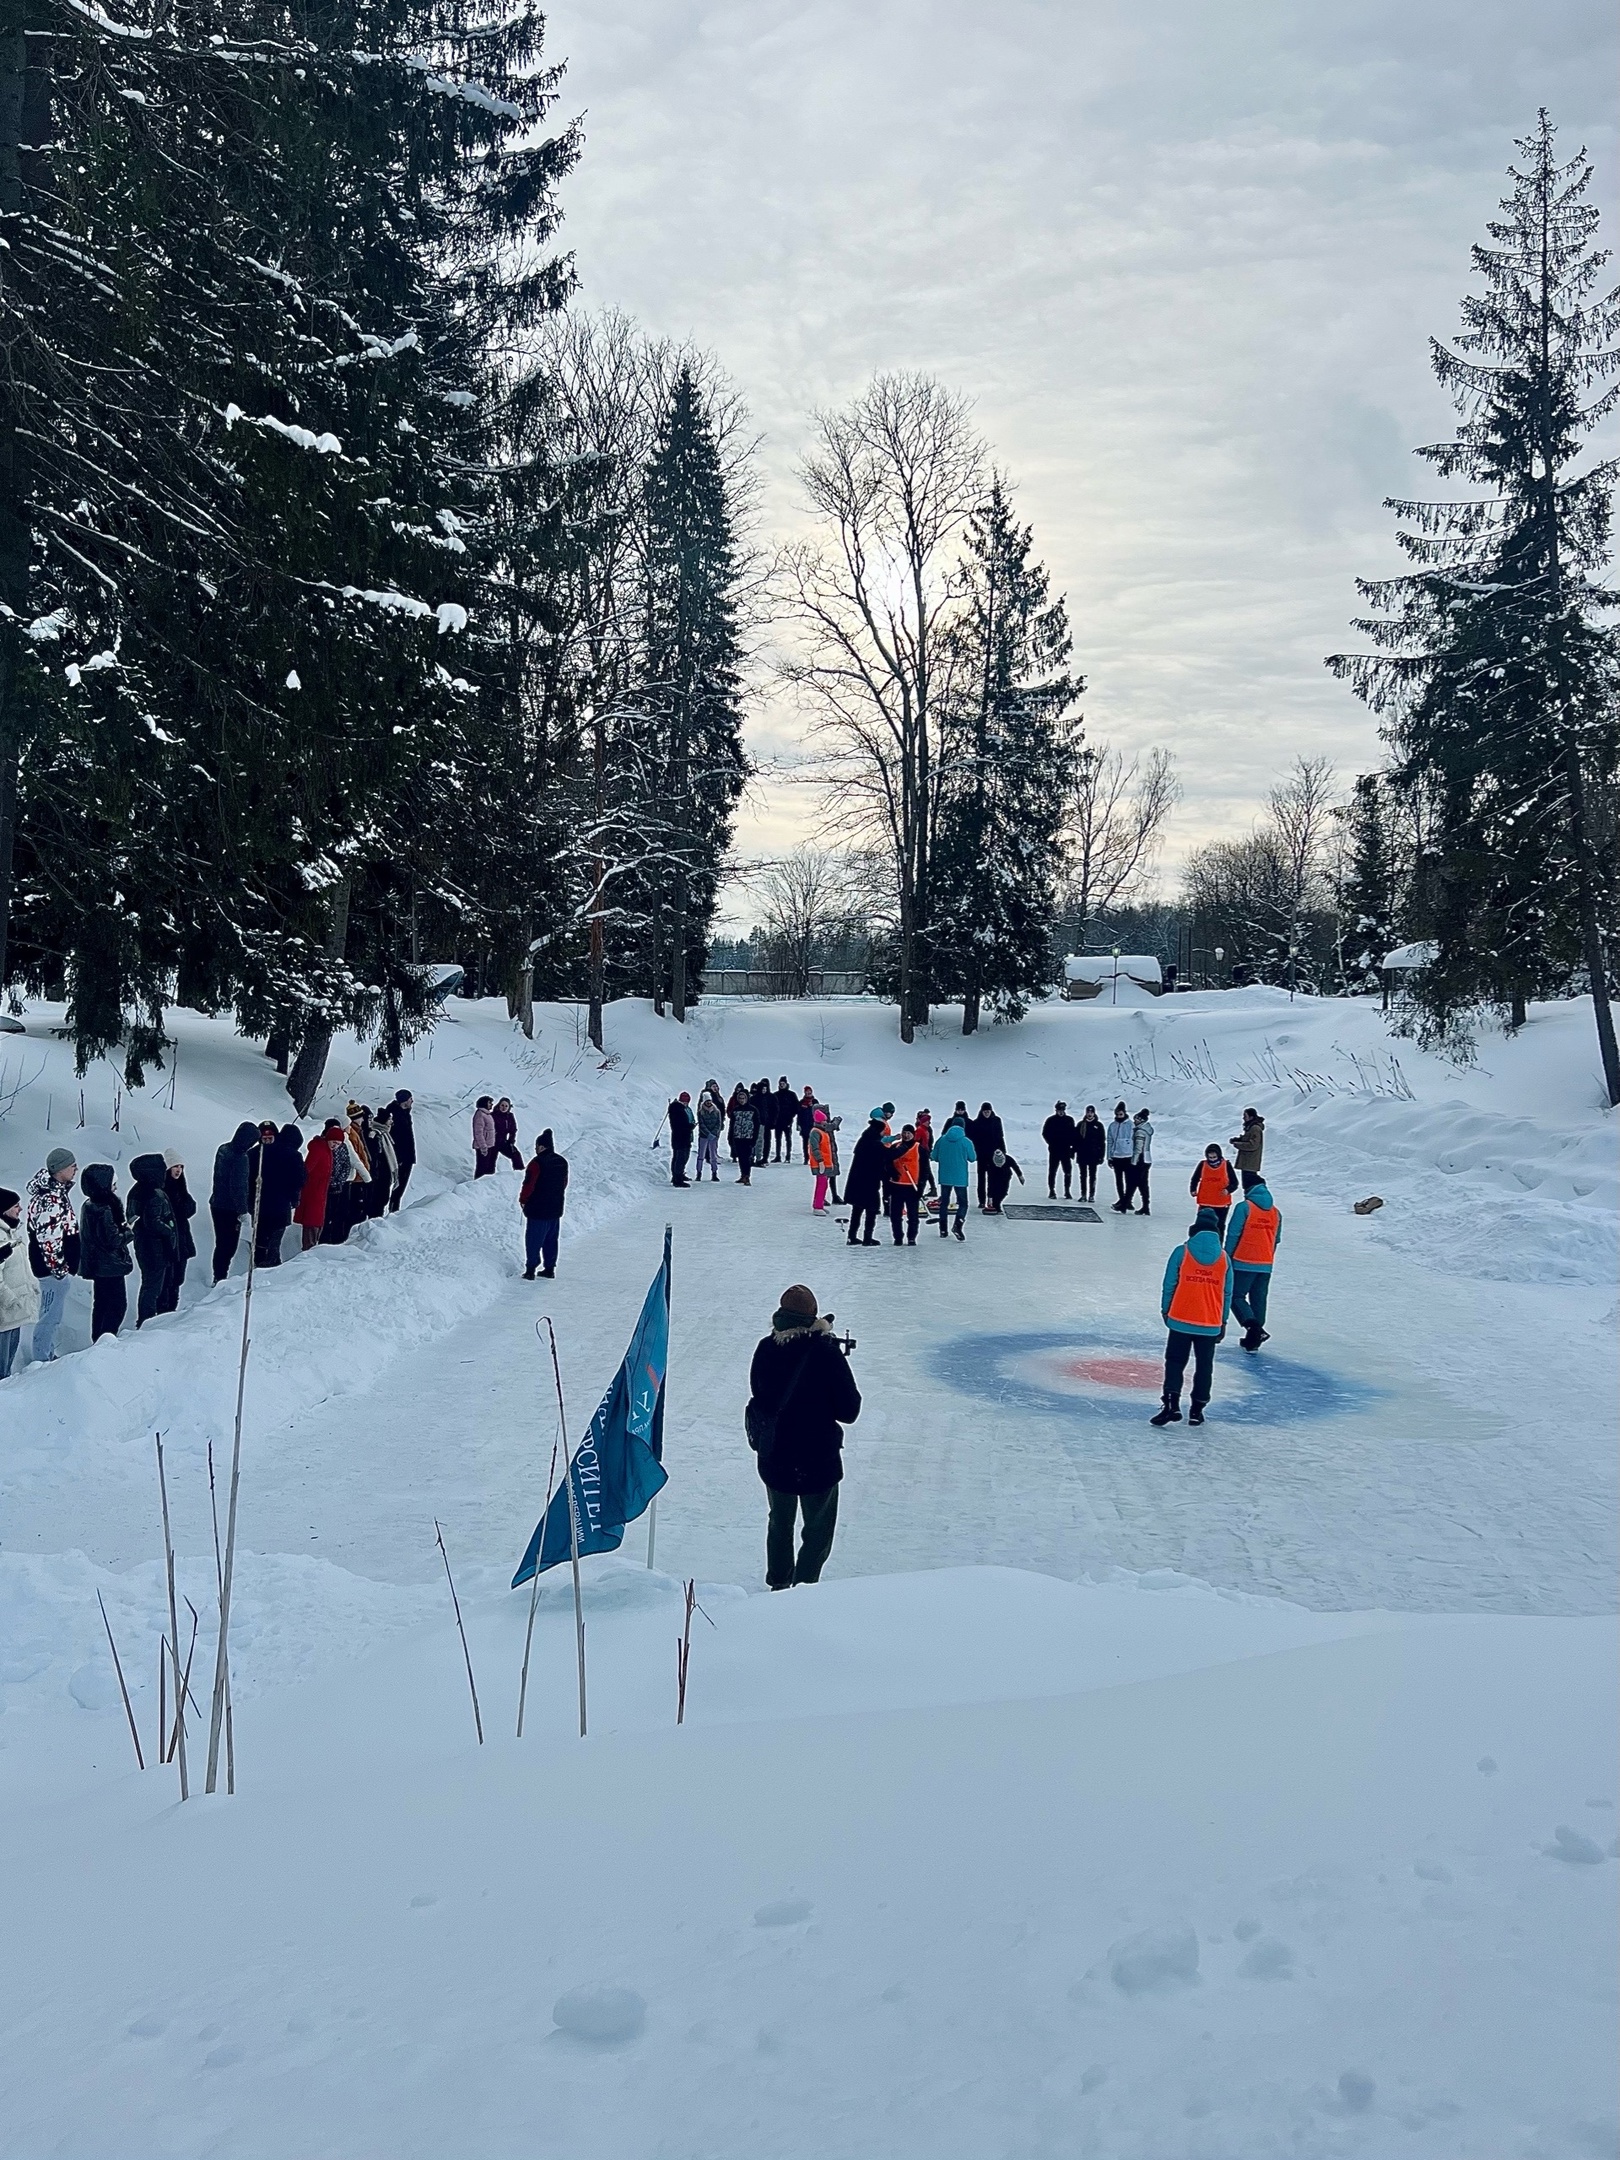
[1338,772,1404,991]
[931,479,1081,1032]
[1329,114,1619,1095]
[636,365,748,1019]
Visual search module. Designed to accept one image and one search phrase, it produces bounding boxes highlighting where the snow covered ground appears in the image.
[0,987,1615,2157]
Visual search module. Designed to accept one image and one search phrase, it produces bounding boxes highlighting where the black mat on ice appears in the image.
[999,1203,1102,1224]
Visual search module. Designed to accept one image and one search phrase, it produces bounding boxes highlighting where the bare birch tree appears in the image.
[752,847,849,995]
[1060,744,1179,946]
[781,373,984,1041]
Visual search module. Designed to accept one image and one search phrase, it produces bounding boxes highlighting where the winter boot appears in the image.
[1150,1402,1182,1427]
[1188,1405,1205,1426]
[952,1223,965,1241]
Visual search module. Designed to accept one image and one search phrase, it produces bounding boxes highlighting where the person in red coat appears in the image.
[295,1121,343,1251]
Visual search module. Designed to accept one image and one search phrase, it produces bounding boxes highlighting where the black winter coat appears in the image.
[521,1150,570,1218]
[211,1123,261,1215]
[668,1099,695,1142]
[966,1113,1005,1161]
[772,1086,797,1132]
[1075,1117,1106,1166]
[261,1128,307,1218]
[842,1125,890,1209]
[126,1154,179,1270]
[747,1320,863,1494]
[79,1166,133,1279]
[1042,1114,1077,1155]
[389,1103,417,1168]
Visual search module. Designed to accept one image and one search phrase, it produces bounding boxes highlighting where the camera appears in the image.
[823,1311,857,1355]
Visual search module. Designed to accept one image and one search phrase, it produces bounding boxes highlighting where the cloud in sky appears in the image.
[543,0,1619,902]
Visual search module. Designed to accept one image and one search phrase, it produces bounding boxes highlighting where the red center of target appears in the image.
[1058,1355,1163,1390]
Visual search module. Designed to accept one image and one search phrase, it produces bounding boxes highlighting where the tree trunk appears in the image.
[670,872,688,1022]
[962,985,979,1036]
[1509,987,1527,1032]
[0,3,33,997]
[514,958,534,1040]
[1565,744,1620,1106]
[587,718,604,1051]
[286,875,351,1117]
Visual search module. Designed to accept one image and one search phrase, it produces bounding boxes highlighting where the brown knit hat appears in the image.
[778,1283,817,1319]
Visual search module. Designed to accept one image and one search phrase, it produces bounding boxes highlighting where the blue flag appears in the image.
[511,1235,671,1588]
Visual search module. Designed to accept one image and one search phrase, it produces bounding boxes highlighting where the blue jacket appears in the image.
[1160,1227,1232,1338]
[930,1121,976,1187]
[1225,1186,1282,1274]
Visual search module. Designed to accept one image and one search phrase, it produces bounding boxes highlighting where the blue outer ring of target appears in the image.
[933,1328,1376,1426]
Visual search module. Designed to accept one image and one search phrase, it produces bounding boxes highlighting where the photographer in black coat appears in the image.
[746,1283,862,1590]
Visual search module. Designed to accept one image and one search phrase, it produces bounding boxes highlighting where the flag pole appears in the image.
[546,1317,587,1738]
[516,1318,565,1739]
[646,1222,672,1569]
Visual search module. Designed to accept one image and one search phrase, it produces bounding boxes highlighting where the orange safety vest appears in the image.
[1232,1200,1279,1268]
[809,1127,833,1172]
[888,1142,919,1188]
[1195,1160,1231,1208]
[1168,1246,1228,1329]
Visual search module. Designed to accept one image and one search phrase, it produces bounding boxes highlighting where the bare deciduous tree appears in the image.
[1060,744,1179,946]
[780,373,984,1041]
[752,847,849,996]
[1268,756,1338,993]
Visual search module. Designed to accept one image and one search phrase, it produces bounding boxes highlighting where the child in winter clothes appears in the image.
[0,1187,40,1377]
[695,1087,725,1181]
[808,1110,836,1212]
[985,1149,1024,1213]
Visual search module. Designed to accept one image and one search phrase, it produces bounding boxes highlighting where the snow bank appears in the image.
[2,1566,1613,2160]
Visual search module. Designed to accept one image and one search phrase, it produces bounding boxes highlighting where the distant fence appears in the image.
[700,969,870,999]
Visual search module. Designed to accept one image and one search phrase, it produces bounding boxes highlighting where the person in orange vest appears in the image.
[884,1123,922,1246]
[1225,1181,1282,1351]
[808,1109,836,1214]
[1151,1206,1232,1427]
[1187,1144,1239,1233]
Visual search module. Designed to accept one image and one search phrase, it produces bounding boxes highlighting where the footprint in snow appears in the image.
[410,1893,437,1909]
[1109,1923,1199,1995]
[1237,1937,1294,1981]
[1231,1919,1261,1941]
[204,2045,244,2070]
[126,2015,166,2040]
[1544,1825,1607,1865]
[754,1897,812,1928]
[552,1986,646,2044]
[1335,2070,1376,2113]
[1476,1757,1497,1775]
[1413,1860,1452,1883]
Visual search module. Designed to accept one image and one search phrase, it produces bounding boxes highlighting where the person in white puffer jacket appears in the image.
[0,1185,42,1377]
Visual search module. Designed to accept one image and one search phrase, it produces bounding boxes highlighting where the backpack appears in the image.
[745,1338,813,1453]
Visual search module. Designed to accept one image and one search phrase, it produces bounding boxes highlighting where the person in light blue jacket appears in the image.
[1224,1183,1282,1351]
[1151,1208,1232,1428]
[930,1116,976,1241]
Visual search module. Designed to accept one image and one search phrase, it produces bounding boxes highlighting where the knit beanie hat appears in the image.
[1193,1207,1221,1234]
[162,1149,184,1171]
[0,1187,19,1214]
[778,1283,817,1319]
[45,1147,76,1175]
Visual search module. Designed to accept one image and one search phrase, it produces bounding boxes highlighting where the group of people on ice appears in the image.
[663,1078,840,1190]
[1152,1109,1279,1425]
[0,1091,419,1373]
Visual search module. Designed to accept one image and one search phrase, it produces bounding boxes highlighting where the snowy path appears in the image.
[155,1121,1615,1618]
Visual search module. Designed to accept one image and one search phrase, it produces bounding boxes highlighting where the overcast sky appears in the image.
[542,0,1618,911]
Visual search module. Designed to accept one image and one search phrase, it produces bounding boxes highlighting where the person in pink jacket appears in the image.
[472,1097,497,1177]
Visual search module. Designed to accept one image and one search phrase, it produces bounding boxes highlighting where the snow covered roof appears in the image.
[1381,941,1438,971]
[1063,953,1163,984]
